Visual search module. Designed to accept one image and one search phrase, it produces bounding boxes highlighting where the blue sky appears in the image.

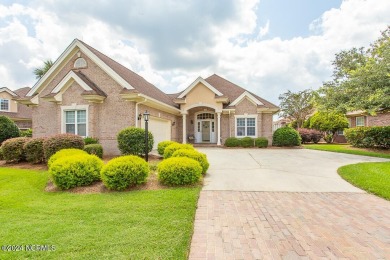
[0,0,389,106]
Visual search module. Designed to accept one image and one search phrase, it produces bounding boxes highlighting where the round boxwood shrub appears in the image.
[117,127,154,156]
[272,127,301,147]
[0,147,4,160]
[49,154,103,190]
[157,140,176,156]
[241,137,254,148]
[255,137,268,148]
[43,133,85,161]
[48,148,88,168]
[163,143,194,159]
[0,115,20,145]
[101,155,149,191]
[224,137,241,147]
[1,137,30,162]
[158,157,202,186]
[24,137,46,163]
[84,144,103,158]
[171,149,209,174]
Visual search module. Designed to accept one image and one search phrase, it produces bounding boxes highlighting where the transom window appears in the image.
[236,117,256,137]
[356,116,365,127]
[197,113,214,120]
[65,110,87,136]
[0,99,9,111]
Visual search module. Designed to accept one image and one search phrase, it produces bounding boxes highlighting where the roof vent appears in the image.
[74,57,87,69]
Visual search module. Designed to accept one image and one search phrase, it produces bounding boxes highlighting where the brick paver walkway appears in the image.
[189,191,390,259]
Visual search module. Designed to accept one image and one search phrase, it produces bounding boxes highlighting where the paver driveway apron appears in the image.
[197,148,389,192]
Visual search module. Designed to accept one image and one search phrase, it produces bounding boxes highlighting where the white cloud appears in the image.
[257,20,270,39]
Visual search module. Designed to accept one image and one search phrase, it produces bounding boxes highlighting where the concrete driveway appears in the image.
[197,148,389,192]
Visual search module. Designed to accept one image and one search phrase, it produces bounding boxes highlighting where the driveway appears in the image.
[197,148,389,192]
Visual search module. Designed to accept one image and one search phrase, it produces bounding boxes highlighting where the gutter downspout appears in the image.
[135,98,147,127]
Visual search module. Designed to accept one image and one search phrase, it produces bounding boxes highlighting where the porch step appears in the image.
[193,143,220,148]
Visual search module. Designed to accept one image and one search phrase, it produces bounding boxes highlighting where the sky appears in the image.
[0,0,389,106]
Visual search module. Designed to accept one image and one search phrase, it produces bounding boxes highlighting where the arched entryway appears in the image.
[194,111,217,143]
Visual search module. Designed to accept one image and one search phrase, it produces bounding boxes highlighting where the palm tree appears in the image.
[33,60,54,79]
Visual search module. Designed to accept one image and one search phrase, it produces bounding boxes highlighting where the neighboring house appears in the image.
[272,118,291,132]
[0,87,32,130]
[17,39,279,155]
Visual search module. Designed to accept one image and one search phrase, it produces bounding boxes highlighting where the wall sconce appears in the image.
[190,120,193,124]
[172,121,176,126]
[137,113,142,120]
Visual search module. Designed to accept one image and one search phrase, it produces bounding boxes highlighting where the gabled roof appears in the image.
[13,87,31,98]
[177,76,223,99]
[0,87,18,96]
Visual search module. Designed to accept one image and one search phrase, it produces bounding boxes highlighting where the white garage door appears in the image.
[142,117,171,149]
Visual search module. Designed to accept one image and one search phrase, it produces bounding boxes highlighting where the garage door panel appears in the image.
[141,117,171,149]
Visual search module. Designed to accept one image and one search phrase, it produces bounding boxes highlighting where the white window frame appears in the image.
[356,116,365,127]
[336,129,344,135]
[0,98,10,112]
[61,104,89,137]
[235,115,258,138]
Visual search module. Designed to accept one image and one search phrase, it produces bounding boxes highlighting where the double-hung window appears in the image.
[65,110,87,136]
[236,117,256,137]
[0,99,9,111]
[356,116,365,127]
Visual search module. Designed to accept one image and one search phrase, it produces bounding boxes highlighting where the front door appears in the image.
[202,121,210,142]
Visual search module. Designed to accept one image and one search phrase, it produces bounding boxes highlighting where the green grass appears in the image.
[303,144,390,159]
[0,168,200,259]
[338,162,390,200]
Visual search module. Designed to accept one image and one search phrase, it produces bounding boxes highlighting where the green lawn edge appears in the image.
[303,144,390,159]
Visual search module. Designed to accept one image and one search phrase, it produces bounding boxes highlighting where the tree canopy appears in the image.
[33,60,54,79]
[309,112,349,134]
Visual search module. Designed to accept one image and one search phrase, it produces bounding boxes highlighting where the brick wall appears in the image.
[367,112,390,126]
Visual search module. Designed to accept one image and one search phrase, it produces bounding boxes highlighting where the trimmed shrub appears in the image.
[84,144,103,158]
[84,137,99,145]
[224,137,241,147]
[117,127,154,156]
[20,129,33,137]
[163,143,194,159]
[0,147,3,160]
[298,128,323,144]
[241,137,254,148]
[255,137,268,148]
[157,140,176,156]
[0,116,20,145]
[50,154,103,190]
[24,137,46,163]
[43,134,84,161]
[172,149,209,174]
[345,126,390,149]
[1,137,30,162]
[324,133,333,144]
[158,157,202,186]
[48,149,88,168]
[272,127,301,147]
[101,155,149,191]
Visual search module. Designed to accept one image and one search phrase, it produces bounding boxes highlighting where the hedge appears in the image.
[163,143,194,159]
[224,137,241,147]
[298,128,323,144]
[157,140,177,156]
[158,157,202,186]
[48,149,88,168]
[24,137,46,163]
[255,137,268,148]
[84,144,103,158]
[101,155,149,191]
[117,127,154,156]
[345,126,390,149]
[43,134,84,161]
[0,115,20,145]
[171,149,209,174]
[84,137,99,145]
[241,137,254,148]
[1,137,30,162]
[0,147,3,160]
[272,127,301,146]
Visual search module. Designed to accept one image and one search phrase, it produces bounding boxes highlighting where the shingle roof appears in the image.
[79,40,177,107]
[0,87,32,119]
[14,87,31,98]
[74,71,107,97]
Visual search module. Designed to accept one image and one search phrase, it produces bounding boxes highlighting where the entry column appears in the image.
[217,112,221,145]
[182,113,187,144]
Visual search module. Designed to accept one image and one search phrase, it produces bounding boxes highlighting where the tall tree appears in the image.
[309,112,349,135]
[33,60,54,79]
[318,26,390,114]
[278,89,316,129]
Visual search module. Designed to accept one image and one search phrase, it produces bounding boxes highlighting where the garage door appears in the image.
[142,117,171,149]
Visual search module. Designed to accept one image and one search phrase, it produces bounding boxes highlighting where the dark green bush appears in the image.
[24,137,46,163]
[255,137,268,148]
[84,144,103,158]
[345,126,390,149]
[272,127,301,147]
[0,147,3,160]
[0,116,20,145]
[48,148,87,168]
[171,149,209,174]
[20,129,33,137]
[49,154,103,190]
[241,137,254,148]
[101,155,149,191]
[157,140,176,156]
[324,133,333,144]
[117,127,154,156]
[43,134,85,161]
[163,143,194,159]
[224,137,241,147]
[84,137,99,145]
[158,157,202,186]
[1,137,30,162]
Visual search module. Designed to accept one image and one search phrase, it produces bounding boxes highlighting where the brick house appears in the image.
[17,39,279,155]
[0,87,32,130]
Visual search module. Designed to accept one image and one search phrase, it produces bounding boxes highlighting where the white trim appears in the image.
[356,116,365,127]
[230,91,263,106]
[61,104,89,137]
[234,114,258,138]
[178,76,223,99]
[52,71,93,93]
[27,39,133,97]
[0,87,17,96]
[183,102,222,113]
[138,94,181,114]
[0,98,10,112]
[194,111,217,143]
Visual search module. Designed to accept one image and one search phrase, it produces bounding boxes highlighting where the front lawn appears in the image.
[0,167,200,259]
[338,162,390,200]
[303,144,390,159]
